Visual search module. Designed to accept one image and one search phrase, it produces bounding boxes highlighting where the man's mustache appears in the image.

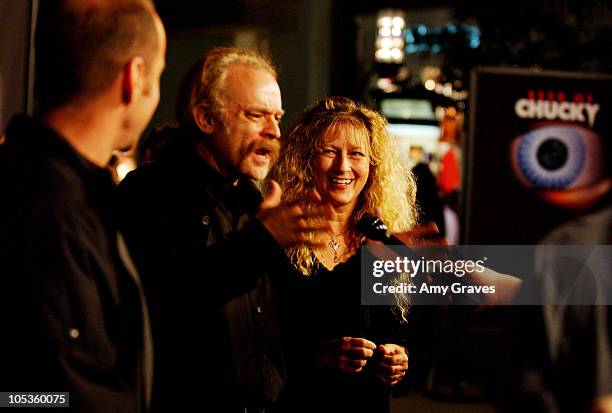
[252,139,280,162]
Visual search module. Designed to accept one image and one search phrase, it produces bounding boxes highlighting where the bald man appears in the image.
[0,1,165,411]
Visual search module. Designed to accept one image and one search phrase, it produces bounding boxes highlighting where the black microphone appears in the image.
[357,213,425,262]
[356,213,405,245]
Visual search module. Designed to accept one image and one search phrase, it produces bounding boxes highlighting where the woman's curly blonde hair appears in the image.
[272,96,418,277]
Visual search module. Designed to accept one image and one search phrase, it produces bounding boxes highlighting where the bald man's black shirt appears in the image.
[0,115,150,413]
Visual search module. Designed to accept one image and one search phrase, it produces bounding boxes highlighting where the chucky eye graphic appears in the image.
[510,123,611,210]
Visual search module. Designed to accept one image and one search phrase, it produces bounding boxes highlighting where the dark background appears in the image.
[3,2,612,410]
[6,0,612,133]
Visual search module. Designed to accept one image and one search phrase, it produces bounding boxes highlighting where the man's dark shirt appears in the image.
[0,115,149,412]
[117,130,287,411]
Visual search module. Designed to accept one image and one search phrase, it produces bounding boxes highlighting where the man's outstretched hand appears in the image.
[256,180,332,249]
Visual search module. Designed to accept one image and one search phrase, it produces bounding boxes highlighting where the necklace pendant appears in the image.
[328,234,341,264]
[329,239,340,252]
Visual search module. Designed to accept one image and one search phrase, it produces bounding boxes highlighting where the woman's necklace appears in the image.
[328,229,349,263]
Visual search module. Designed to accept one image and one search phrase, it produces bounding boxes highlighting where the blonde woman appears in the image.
[273,96,418,412]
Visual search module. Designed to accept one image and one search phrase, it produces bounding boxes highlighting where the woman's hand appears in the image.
[318,337,377,373]
[375,344,408,386]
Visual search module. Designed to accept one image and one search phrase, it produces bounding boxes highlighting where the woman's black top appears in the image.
[277,251,407,413]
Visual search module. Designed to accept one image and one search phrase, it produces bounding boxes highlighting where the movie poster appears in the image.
[463,66,612,244]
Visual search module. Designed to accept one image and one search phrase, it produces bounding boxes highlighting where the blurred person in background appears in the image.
[409,145,446,237]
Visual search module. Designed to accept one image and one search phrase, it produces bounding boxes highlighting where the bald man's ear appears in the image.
[121,56,146,104]
[193,104,216,134]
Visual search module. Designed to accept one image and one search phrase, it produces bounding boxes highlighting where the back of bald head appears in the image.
[35,0,160,111]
